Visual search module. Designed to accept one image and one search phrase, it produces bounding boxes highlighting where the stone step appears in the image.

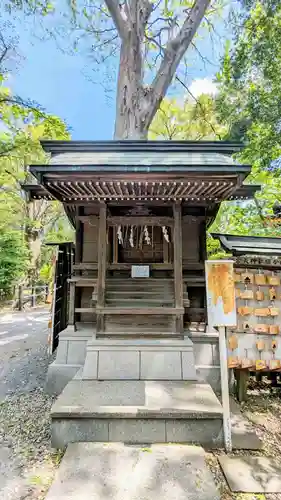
[50,380,223,449]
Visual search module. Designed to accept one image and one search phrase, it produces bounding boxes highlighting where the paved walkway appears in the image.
[0,307,54,500]
[46,442,220,500]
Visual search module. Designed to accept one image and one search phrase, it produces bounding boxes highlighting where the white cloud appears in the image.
[189,78,217,98]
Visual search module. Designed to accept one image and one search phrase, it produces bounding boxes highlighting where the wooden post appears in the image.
[235,369,249,403]
[113,226,118,264]
[31,285,36,307]
[96,203,107,333]
[76,208,83,265]
[18,285,23,311]
[45,284,49,303]
[219,326,232,452]
[68,282,75,326]
[173,203,183,333]
[163,238,169,264]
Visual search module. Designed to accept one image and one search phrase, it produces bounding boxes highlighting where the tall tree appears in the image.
[216,1,281,170]
[6,0,219,139]
[0,32,72,284]
[209,1,281,239]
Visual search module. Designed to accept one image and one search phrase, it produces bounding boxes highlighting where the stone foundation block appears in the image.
[108,419,166,443]
[140,351,182,380]
[166,419,223,447]
[52,419,109,448]
[98,351,140,380]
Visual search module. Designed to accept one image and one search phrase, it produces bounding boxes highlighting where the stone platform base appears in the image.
[82,338,197,380]
[45,363,80,395]
[51,379,223,448]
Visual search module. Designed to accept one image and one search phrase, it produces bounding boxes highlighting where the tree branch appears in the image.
[103,0,128,40]
[144,0,211,129]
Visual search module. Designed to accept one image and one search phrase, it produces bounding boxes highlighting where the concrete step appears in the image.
[45,443,220,500]
[50,380,223,448]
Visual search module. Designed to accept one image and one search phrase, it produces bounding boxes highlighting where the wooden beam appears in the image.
[73,262,203,271]
[73,263,98,270]
[96,307,184,315]
[75,307,96,313]
[173,203,184,333]
[107,216,174,226]
[76,215,98,225]
[96,202,107,333]
[68,278,97,287]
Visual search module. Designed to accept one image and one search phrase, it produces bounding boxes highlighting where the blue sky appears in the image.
[6,5,232,140]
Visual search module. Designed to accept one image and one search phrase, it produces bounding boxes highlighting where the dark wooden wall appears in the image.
[82,216,99,263]
[182,216,203,265]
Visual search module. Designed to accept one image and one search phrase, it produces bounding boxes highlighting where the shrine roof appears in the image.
[46,151,242,170]
[211,233,281,256]
[27,140,259,205]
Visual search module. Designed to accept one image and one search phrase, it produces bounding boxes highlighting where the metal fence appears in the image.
[0,284,50,310]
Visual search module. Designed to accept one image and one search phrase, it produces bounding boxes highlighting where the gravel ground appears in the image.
[206,381,281,500]
[2,308,281,499]
[0,308,63,500]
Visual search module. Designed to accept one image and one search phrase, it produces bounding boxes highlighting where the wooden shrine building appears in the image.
[25,141,261,448]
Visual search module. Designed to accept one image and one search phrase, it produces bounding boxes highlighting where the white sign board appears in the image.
[205,260,237,328]
[131,265,150,278]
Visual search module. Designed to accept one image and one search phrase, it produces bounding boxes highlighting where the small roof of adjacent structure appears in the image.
[212,233,281,256]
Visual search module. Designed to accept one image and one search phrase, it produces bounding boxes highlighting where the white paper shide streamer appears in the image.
[129,226,134,247]
[144,225,151,245]
[117,225,123,245]
[162,226,169,243]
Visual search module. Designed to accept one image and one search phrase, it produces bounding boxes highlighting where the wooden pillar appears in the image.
[75,208,83,264]
[173,203,183,333]
[96,202,107,333]
[113,226,118,264]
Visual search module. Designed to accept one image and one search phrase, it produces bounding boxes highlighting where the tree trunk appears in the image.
[114,39,147,140]
[112,0,211,140]
[26,231,42,283]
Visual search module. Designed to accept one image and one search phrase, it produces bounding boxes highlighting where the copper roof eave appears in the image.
[229,184,261,200]
[21,183,55,200]
[29,164,252,182]
[40,140,244,156]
